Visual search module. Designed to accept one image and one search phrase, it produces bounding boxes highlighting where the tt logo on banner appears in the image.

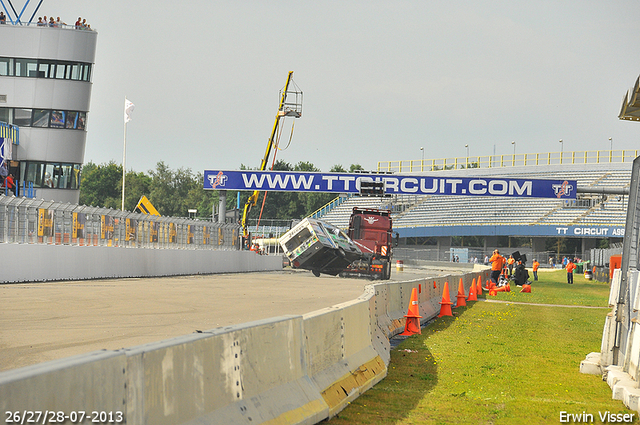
[552,181,573,198]
[208,171,228,189]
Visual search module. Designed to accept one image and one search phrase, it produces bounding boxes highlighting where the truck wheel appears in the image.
[312,270,321,277]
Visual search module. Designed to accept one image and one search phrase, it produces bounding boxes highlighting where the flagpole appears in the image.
[121,97,127,211]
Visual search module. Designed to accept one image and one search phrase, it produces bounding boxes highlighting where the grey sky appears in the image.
[28,1,640,174]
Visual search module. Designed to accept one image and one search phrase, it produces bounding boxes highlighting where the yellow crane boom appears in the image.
[241,71,302,238]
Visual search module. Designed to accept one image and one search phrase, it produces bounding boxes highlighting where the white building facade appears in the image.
[0,23,97,203]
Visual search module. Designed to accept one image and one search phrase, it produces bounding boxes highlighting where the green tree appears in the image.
[79,161,122,209]
[123,171,152,212]
[148,161,199,217]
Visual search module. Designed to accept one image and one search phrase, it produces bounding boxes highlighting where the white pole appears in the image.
[122,98,127,211]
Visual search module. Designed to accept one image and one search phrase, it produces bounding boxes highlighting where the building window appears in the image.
[0,107,87,130]
[0,57,92,82]
[20,161,81,189]
[14,108,31,126]
[77,112,86,130]
[0,107,11,123]
[38,62,50,78]
[0,58,13,76]
[32,109,49,127]
[55,63,66,79]
[50,110,65,128]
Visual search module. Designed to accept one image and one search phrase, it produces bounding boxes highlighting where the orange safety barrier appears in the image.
[610,255,622,279]
[438,281,453,317]
[456,278,466,308]
[400,287,422,336]
[467,277,477,301]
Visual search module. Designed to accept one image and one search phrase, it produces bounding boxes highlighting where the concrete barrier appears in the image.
[0,269,485,425]
[0,351,127,421]
[0,244,282,283]
[304,298,386,417]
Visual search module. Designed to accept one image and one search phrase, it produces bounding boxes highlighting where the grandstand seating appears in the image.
[319,163,632,235]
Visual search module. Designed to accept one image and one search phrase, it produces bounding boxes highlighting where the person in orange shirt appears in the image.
[489,249,505,285]
[566,259,576,284]
[507,255,515,276]
[532,259,540,281]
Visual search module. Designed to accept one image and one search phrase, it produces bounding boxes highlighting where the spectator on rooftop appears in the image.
[0,12,6,24]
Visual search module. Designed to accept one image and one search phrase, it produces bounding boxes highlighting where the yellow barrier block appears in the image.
[320,355,387,416]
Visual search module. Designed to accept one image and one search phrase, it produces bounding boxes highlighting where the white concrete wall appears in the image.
[0,244,282,283]
[581,269,640,413]
[0,269,489,425]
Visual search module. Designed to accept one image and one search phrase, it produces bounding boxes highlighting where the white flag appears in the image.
[124,98,135,123]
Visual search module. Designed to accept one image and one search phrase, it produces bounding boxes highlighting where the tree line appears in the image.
[79,160,364,220]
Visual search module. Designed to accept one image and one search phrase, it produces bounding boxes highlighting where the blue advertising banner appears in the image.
[204,170,577,199]
[398,224,625,238]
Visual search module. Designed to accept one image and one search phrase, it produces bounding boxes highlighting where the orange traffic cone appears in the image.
[467,277,477,301]
[400,287,422,335]
[520,284,531,293]
[489,288,497,296]
[477,275,483,296]
[505,282,511,292]
[456,278,466,308]
[438,281,453,317]
[495,285,507,292]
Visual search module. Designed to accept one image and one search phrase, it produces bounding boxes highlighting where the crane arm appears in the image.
[241,71,297,238]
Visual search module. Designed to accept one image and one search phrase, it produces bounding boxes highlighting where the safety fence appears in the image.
[0,268,490,425]
[0,122,19,144]
[0,195,240,250]
[395,246,568,268]
[378,149,639,173]
[589,244,623,267]
[580,155,640,412]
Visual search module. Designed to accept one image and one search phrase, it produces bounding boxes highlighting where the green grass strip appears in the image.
[328,270,636,424]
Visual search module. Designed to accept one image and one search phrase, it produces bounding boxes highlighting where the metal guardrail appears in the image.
[0,122,19,145]
[0,195,240,249]
[378,150,639,173]
[309,194,351,220]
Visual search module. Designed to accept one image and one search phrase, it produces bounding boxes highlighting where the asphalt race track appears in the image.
[0,267,442,372]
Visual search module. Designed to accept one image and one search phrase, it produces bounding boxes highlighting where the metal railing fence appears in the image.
[0,195,240,249]
[378,150,639,173]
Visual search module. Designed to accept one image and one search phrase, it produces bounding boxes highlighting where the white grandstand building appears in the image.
[0,13,97,204]
[315,152,635,263]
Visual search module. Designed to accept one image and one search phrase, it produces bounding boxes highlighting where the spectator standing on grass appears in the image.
[566,259,576,284]
[489,249,505,284]
[532,258,540,281]
[507,255,515,275]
